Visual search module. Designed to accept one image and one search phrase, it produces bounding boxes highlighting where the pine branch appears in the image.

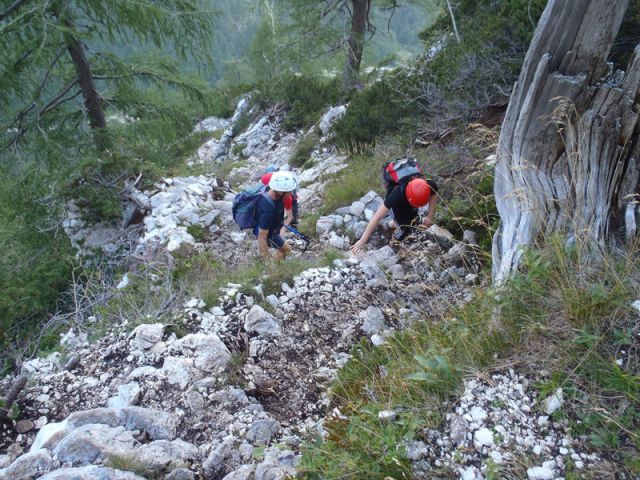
[0,0,28,21]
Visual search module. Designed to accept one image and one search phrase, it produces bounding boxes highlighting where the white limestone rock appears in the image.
[527,466,555,480]
[118,406,177,440]
[544,388,563,415]
[244,305,281,337]
[176,333,231,371]
[319,105,346,136]
[0,449,52,480]
[473,427,494,451]
[30,421,70,452]
[360,307,385,335]
[162,357,194,389]
[316,216,336,234]
[53,424,137,464]
[37,466,146,480]
[133,439,198,473]
[131,323,164,350]
[107,382,141,410]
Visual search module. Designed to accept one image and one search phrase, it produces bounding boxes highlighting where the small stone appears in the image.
[527,466,554,480]
[544,388,563,414]
[473,428,494,450]
[469,406,487,422]
[537,416,549,426]
[377,410,397,421]
[15,420,34,433]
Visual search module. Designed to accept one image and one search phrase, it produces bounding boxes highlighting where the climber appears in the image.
[261,168,299,235]
[351,158,438,254]
[255,171,298,260]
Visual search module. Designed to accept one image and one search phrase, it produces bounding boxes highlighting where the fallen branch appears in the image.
[0,375,27,420]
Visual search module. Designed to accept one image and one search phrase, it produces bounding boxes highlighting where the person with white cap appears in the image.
[254,171,298,260]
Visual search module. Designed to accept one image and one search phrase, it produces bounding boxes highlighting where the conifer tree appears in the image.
[0,0,214,151]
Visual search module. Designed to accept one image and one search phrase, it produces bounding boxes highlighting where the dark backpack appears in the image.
[382,157,424,186]
[232,184,274,229]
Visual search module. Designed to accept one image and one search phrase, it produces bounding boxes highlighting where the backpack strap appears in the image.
[261,191,276,207]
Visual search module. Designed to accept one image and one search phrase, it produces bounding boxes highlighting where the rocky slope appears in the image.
[0,100,614,480]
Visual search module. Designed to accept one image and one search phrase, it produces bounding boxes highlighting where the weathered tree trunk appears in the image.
[61,18,109,149]
[343,0,369,92]
[492,0,640,284]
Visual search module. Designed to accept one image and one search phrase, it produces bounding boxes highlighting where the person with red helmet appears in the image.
[351,171,438,254]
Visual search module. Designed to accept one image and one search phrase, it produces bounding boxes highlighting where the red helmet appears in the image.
[405,178,431,207]
[261,172,273,185]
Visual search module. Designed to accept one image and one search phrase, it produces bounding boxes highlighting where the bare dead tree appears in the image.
[492,0,640,284]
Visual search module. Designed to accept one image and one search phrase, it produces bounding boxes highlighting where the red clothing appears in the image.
[283,193,293,210]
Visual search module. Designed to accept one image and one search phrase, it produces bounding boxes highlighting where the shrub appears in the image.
[256,74,342,131]
[419,0,547,110]
[289,132,319,168]
[0,167,75,357]
[332,77,413,150]
[437,166,498,252]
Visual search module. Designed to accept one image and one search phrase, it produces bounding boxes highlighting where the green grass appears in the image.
[172,245,342,309]
[319,150,386,216]
[299,236,640,478]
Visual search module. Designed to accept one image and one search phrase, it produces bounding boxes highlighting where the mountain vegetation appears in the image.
[1,0,639,477]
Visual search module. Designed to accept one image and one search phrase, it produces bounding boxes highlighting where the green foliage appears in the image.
[171,246,325,309]
[1,0,214,147]
[290,132,319,168]
[406,350,456,390]
[0,163,75,351]
[186,225,208,243]
[332,76,413,149]
[420,0,547,109]
[437,166,498,252]
[255,74,342,131]
[319,149,389,217]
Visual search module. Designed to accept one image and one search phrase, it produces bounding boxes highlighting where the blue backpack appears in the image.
[232,184,275,229]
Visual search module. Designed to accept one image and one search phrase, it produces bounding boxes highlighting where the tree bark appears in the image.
[61,19,108,149]
[492,0,640,284]
[343,0,369,92]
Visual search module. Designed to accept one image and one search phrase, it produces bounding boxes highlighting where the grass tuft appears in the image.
[300,235,640,478]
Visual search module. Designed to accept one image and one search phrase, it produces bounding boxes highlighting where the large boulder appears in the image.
[107,382,141,410]
[53,424,137,464]
[319,105,346,136]
[176,333,231,371]
[133,439,198,473]
[37,466,146,480]
[118,407,177,440]
[246,419,279,445]
[0,449,52,480]
[131,323,164,350]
